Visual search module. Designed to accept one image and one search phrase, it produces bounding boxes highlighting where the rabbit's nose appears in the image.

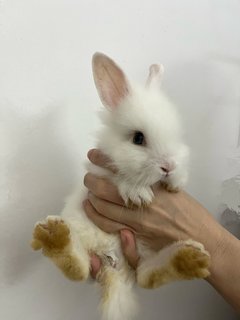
[161,167,169,173]
[160,163,175,174]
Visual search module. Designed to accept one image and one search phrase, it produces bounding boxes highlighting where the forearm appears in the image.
[169,195,240,313]
[205,224,240,312]
[84,167,240,311]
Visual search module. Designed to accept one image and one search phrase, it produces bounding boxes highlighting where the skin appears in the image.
[85,149,240,313]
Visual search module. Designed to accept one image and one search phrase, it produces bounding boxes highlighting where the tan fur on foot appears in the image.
[52,253,88,281]
[31,218,89,281]
[141,267,173,289]
[139,246,210,289]
[31,218,70,253]
[172,246,210,279]
[98,268,116,305]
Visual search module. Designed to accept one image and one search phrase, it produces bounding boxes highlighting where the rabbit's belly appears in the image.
[72,209,120,253]
[62,205,121,261]
[73,213,122,267]
[61,184,121,262]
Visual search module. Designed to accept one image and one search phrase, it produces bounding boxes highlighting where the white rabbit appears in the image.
[31,53,210,320]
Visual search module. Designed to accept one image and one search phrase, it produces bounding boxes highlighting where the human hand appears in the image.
[84,150,223,251]
[85,150,240,312]
[84,149,222,274]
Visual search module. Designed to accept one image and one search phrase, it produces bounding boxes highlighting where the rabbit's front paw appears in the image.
[119,183,154,207]
[163,169,188,192]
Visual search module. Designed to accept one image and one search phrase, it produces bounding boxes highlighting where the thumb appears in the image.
[90,254,102,279]
[120,229,139,269]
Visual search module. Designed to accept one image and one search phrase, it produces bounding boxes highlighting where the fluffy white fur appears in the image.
[33,53,201,320]
[97,84,189,205]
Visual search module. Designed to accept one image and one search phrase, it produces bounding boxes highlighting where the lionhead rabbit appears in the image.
[32,53,210,320]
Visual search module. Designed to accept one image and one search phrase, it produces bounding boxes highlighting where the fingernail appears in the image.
[87,149,96,159]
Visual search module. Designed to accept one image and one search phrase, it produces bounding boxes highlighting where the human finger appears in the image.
[120,229,139,269]
[90,254,102,279]
[83,199,127,233]
[87,192,141,230]
[87,149,117,173]
[84,173,124,205]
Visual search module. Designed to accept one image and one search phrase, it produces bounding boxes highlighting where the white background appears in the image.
[1,1,240,319]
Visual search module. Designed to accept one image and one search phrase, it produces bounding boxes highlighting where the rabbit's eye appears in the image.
[133,131,145,145]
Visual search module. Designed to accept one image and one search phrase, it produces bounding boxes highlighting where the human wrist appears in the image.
[181,194,225,260]
[205,226,240,312]
[183,202,228,271]
[197,214,226,264]
[206,226,239,282]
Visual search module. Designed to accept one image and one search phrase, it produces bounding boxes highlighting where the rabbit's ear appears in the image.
[146,64,164,89]
[92,53,130,109]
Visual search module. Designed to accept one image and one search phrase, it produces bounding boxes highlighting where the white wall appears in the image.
[1,1,239,319]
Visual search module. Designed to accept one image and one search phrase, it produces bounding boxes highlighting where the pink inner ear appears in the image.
[92,53,129,109]
[99,62,129,108]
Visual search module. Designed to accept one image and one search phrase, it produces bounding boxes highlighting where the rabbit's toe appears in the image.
[31,217,70,253]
